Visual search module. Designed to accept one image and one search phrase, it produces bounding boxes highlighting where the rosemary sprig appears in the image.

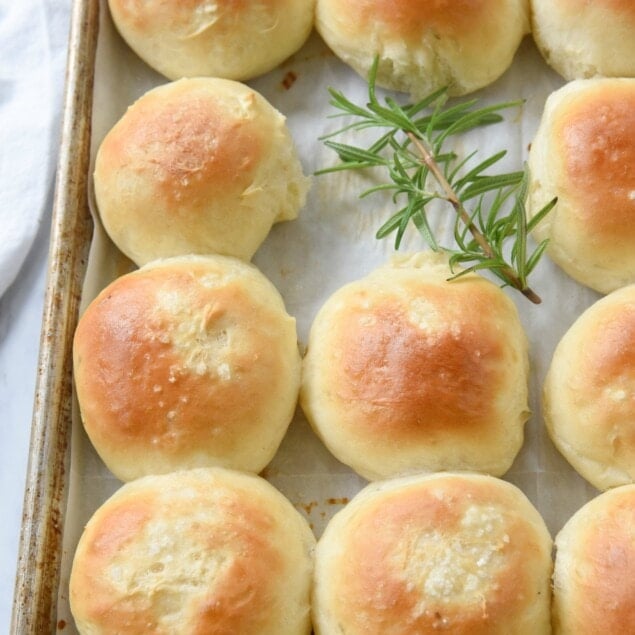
[318,59,556,304]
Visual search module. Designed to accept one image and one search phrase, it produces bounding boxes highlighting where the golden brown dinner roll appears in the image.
[94,78,309,266]
[527,78,635,293]
[553,484,635,634]
[543,285,635,490]
[73,255,301,481]
[531,0,635,80]
[313,472,552,635]
[315,0,529,97]
[300,253,529,481]
[108,0,316,81]
[69,468,315,634]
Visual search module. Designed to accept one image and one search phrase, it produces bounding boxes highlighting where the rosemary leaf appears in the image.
[323,141,385,166]
[454,151,509,192]
[461,172,524,200]
[527,197,558,232]
[525,239,550,276]
[411,208,438,250]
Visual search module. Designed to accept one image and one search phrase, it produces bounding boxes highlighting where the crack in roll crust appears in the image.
[69,468,315,634]
[300,253,529,481]
[315,0,529,97]
[73,255,301,481]
[543,285,635,490]
[108,0,316,81]
[94,78,310,266]
[313,473,552,635]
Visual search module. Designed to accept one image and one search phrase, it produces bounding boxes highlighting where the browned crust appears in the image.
[73,257,300,479]
[69,471,307,634]
[96,86,261,208]
[554,486,635,634]
[556,85,635,241]
[315,474,552,635]
[324,0,497,40]
[324,279,519,443]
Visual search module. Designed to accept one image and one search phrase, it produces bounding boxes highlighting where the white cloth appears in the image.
[0,1,71,629]
[0,0,71,297]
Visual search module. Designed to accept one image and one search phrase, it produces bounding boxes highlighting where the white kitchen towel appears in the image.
[0,0,71,298]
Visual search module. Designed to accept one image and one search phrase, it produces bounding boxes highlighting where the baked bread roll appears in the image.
[300,253,529,481]
[531,0,635,80]
[313,472,552,635]
[69,468,315,634]
[108,0,316,81]
[553,484,635,634]
[73,255,301,481]
[527,78,635,293]
[94,78,309,266]
[543,284,635,490]
[315,0,529,97]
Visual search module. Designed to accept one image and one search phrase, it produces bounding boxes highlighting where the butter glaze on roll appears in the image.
[553,485,635,634]
[69,468,315,634]
[315,0,529,97]
[300,253,530,481]
[108,0,316,81]
[544,285,635,490]
[313,472,553,635]
[94,78,309,266]
[73,255,301,481]
[527,79,635,294]
[531,0,635,80]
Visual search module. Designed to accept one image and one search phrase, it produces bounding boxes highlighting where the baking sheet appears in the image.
[55,2,601,630]
[11,0,98,632]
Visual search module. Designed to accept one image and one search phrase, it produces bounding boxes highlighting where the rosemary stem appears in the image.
[405,132,542,305]
[520,287,542,304]
[406,132,492,256]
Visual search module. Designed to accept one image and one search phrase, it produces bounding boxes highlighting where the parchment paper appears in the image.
[56,2,601,630]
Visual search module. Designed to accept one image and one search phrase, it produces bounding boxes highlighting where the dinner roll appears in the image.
[69,468,315,634]
[543,285,635,490]
[315,0,529,97]
[94,77,309,266]
[73,255,301,481]
[531,0,635,80]
[313,472,552,635]
[108,0,316,81]
[300,253,529,481]
[527,78,635,293]
[553,485,635,634]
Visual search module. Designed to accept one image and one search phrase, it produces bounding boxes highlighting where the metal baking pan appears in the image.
[11,0,98,632]
[11,1,606,631]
